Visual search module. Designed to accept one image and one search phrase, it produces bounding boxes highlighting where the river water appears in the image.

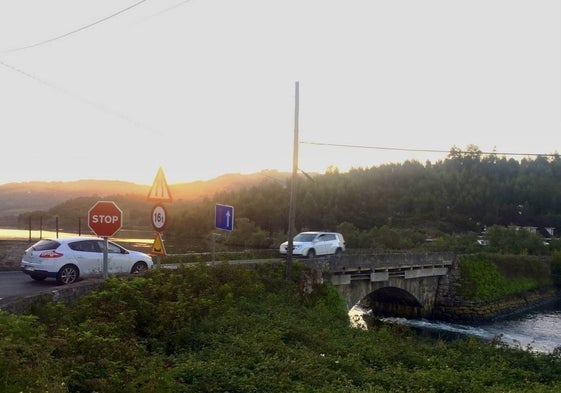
[0,228,153,244]
[351,300,561,354]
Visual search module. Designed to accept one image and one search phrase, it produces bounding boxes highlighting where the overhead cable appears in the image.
[300,141,559,158]
[1,0,150,53]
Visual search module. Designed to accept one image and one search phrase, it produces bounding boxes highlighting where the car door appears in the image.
[314,233,330,255]
[68,240,103,277]
[323,233,338,254]
[317,233,338,255]
[97,240,131,274]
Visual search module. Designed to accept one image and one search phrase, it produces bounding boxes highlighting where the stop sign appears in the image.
[88,201,123,237]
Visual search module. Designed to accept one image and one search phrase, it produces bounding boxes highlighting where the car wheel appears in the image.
[30,274,46,281]
[334,248,343,256]
[307,249,316,258]
[131,261,148,274]
[56,265,79,285]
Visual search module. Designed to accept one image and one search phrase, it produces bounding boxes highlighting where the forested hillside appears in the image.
[11,147,561,254]
[0,170,290,224]
[167,147,561,253]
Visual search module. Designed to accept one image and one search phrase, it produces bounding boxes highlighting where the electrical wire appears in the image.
[300,141,560,158]
[0,58,162,137]
[144,0,193,19]
[1,0,150,53]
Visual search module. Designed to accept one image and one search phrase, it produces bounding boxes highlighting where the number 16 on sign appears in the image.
[151,204,168,232]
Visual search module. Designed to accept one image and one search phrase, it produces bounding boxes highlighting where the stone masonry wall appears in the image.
[432,256,560,322]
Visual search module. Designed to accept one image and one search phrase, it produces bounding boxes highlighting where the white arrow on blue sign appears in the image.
[215,204,234,231]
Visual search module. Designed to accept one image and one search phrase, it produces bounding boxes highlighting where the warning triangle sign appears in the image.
[151,233,167,256]
[147,167,173,202]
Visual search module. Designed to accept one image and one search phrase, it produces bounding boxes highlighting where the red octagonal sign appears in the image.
[88,201,123,237]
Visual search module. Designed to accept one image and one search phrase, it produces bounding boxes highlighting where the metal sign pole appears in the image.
[103,236,108,279]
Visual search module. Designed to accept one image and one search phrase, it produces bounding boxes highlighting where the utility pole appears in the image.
[286,81,299,280]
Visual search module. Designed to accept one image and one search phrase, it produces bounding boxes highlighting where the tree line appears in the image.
[18,145,561,254]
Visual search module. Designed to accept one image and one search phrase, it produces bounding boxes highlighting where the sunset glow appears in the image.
[1,1,559,185]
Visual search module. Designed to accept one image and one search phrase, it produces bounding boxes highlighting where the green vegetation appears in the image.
[551,251,561,286]
[458,254,553,301]
[16,146,561,255]
[2,264,561,392]
[161,248,279,264]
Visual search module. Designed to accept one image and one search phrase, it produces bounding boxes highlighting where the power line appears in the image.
[300,141,560,158]
[0,58,162,137]
[1,0,150,53]
[144,0,193,20]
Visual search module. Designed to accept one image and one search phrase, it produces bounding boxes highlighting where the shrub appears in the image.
[3,262,561,392]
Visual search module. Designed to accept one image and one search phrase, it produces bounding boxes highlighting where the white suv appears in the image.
[279,231,345,258]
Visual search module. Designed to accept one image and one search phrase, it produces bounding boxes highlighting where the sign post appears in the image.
[148,167,173,263]
[213,204,234,261]
[151,204,168,233]
[215,204,234,231]
[88,201,123,278]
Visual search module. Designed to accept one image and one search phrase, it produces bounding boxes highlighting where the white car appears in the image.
[279,231,346,258]
[21,237,154,285]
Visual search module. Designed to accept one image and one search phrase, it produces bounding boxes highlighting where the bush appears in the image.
[3,262,561,392]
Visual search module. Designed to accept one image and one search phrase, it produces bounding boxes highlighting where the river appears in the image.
[351,300,561,354]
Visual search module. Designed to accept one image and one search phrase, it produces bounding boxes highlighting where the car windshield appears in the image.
[293,233,317,242]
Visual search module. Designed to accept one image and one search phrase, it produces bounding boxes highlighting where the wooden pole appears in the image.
[286,81,299,280]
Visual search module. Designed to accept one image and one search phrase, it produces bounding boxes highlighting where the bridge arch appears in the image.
[303,252,455,318]
[360,286,423,318]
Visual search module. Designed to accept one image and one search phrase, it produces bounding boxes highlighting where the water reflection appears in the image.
[0,228,153,244]
[349,304,370,329]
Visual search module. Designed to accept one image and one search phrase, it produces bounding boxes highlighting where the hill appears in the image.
[0,170,291,222]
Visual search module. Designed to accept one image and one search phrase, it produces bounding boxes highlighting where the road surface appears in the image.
[0,271,61,301]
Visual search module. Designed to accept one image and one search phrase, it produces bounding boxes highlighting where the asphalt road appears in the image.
[0,259,281,302]
[0,271,61,301]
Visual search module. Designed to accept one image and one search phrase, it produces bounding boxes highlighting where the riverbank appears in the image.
[4,261,561,392]
[433,286,561,322]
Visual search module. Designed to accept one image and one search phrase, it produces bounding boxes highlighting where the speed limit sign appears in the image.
[151,204,168,232]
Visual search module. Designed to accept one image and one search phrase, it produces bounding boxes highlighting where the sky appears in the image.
[0,1,560,186]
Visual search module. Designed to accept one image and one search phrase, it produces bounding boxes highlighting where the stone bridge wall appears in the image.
[301,252,455,316]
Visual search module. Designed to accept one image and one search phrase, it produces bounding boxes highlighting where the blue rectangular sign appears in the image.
[215,204,234,231]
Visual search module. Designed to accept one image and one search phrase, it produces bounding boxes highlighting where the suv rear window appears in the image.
[29,239,61,251]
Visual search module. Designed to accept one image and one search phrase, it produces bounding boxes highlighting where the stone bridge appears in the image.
[1,253,456,318]
[302,252,456,318]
